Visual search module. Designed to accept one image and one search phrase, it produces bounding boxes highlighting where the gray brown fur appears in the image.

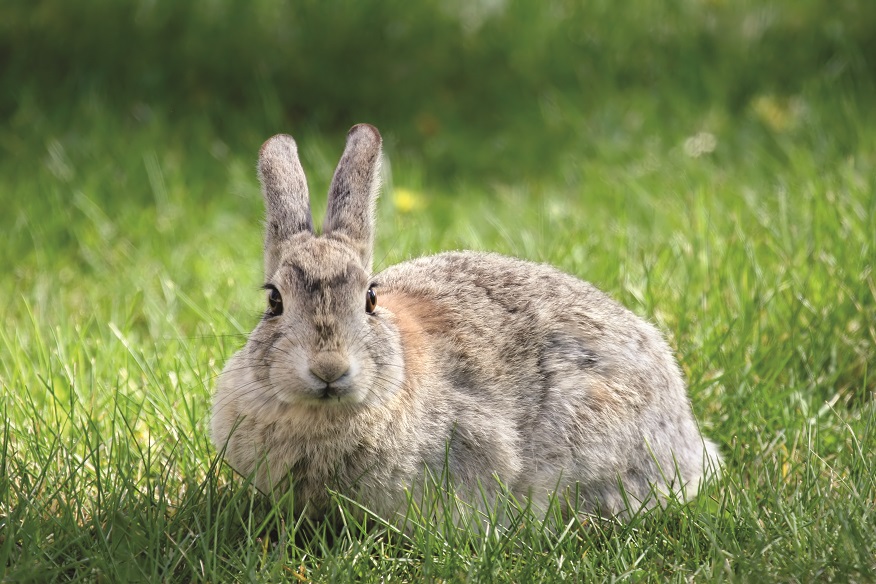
[211,124,722,522]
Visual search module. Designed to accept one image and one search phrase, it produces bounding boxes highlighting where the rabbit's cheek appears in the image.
[356,348,406,406]
[213,351,253,414]
[262,361,320,404]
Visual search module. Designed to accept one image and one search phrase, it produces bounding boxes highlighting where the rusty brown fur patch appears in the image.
[379,292,450,383]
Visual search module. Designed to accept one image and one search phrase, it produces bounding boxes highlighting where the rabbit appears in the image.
[211,123,722,524]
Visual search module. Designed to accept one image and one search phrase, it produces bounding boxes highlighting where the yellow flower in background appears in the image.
[392,187,425,213]
[752,95,804,132]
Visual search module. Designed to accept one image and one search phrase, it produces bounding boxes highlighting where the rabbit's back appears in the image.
[376,251,719,514]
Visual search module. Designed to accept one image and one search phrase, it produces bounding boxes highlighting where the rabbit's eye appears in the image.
[266,286,283,316]
[365,286,377,314]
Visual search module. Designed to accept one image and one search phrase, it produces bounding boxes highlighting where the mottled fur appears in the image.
[211,124,721,523]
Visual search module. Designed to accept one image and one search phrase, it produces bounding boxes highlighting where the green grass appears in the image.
[2,89,874,581]
[4,0,875,181]
[2,3,876,575]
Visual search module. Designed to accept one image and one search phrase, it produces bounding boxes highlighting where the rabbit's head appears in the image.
[216,125,406,417]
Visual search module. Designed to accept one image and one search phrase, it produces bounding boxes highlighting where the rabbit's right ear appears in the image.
[258,134,314,277]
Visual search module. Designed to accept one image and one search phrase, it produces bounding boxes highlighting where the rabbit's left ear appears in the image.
[324,124,382,272]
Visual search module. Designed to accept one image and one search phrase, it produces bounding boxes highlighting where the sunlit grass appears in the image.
[2,84,875,581]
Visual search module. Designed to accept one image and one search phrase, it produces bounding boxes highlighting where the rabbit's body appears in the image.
[212,125,720,522]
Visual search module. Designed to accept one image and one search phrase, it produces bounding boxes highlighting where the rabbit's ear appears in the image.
[258,134,314,276]
[324,124,382,271]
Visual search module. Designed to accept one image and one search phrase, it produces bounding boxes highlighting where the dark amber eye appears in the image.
[365,286,377,314]
[266,286,283,316]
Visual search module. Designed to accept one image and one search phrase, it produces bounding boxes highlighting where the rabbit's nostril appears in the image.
[309,353,350,384]
[311,368,349,384]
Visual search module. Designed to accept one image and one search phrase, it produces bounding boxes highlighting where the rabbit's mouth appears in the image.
[315,382,354,402]
[292,381,362,406]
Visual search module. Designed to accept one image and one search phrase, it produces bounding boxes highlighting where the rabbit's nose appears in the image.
[309,352,350,384]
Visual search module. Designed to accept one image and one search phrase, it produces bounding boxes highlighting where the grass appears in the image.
[4,0,875,181]
[2,10,876,577]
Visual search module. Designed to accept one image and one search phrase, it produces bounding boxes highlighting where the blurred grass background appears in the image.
[3,0,874,275]
[1,1,875,581]
[2,0,874,178]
